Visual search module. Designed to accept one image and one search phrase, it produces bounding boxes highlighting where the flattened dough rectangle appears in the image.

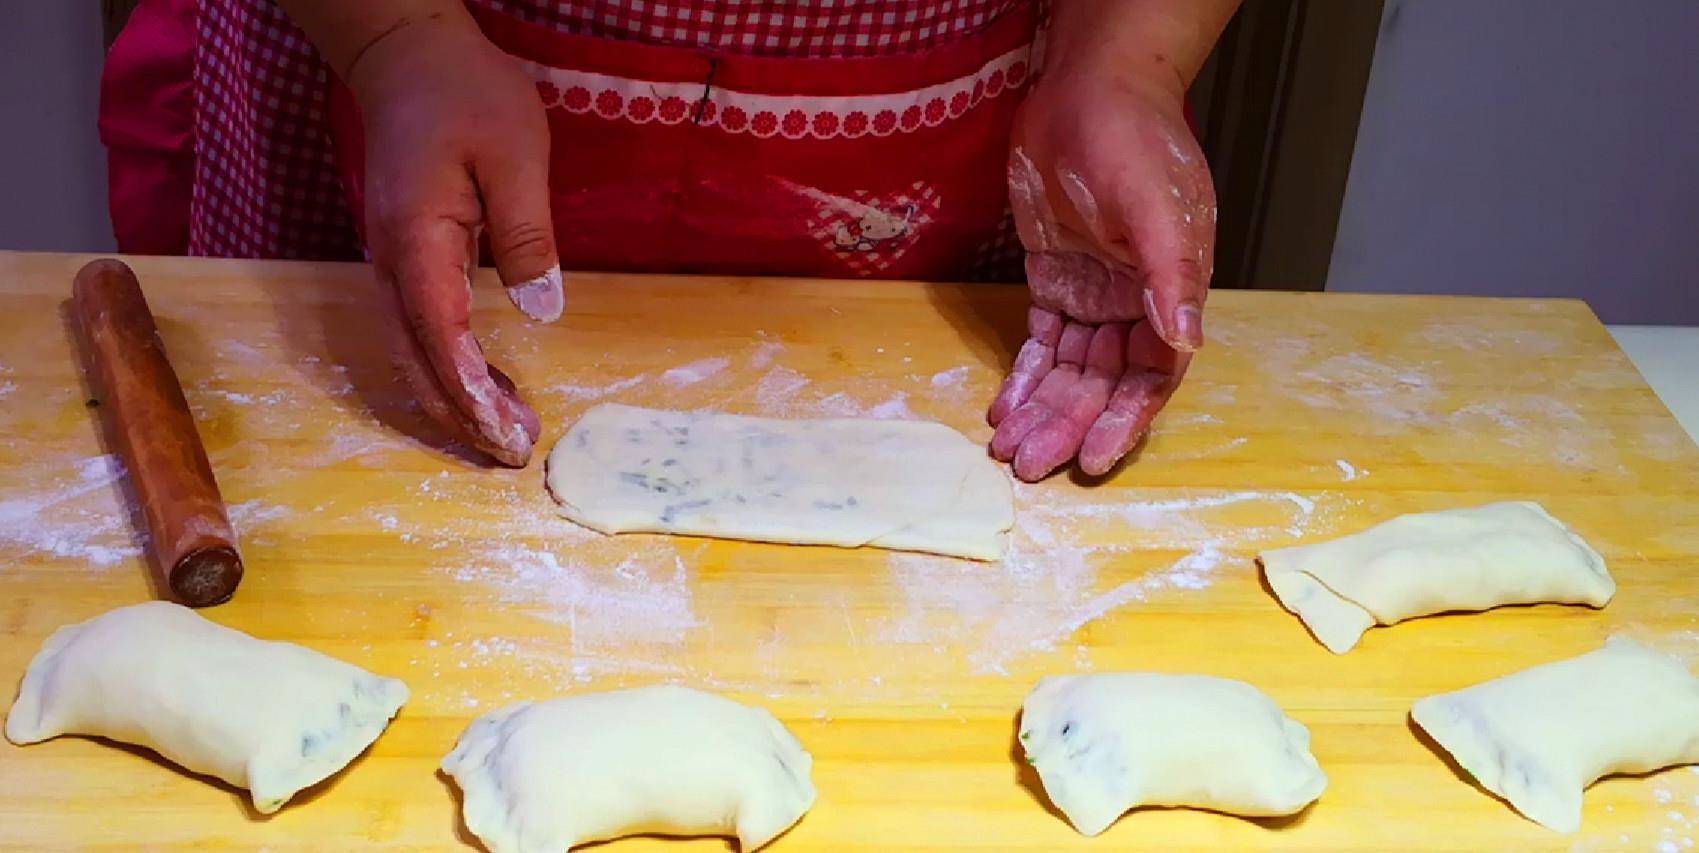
[546,404,1014,560]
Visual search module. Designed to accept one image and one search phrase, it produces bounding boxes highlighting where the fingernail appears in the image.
[1172,301,1203,352]
[507,265,564,323]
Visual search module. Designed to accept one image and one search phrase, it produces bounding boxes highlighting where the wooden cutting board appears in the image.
[1,250,1697,851]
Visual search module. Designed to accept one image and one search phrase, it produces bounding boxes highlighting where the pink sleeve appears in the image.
[101,0,197,255]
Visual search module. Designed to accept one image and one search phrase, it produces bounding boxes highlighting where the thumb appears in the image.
[1117,181,1211,353]
[476,145,562,323]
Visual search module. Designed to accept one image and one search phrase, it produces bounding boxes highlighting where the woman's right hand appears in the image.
[985,0,1234,482]
[343,8,560,466]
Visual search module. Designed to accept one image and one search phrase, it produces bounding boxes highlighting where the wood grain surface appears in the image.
[1,250,1696,851]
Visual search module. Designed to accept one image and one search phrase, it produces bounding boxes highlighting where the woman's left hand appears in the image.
[989,43,1218,482]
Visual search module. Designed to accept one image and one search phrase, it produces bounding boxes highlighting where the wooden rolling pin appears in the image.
[72,259,244,606]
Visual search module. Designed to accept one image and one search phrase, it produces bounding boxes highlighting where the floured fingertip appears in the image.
[990,403,1050,461]
[506,265,565,323]
[988,373,1036,426]
[1012,438,1069,482]
[1079,414,1139,475]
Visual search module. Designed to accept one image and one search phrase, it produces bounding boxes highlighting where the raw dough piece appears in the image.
[545,403,1014,560]
[442,686,815,852]
[5,601,409,813]
[1019,673,1326,836]
[1259,501,1612,653]
[1412,636,1699,833]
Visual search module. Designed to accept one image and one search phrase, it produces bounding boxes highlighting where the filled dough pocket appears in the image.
[441,685,816,852]
[1258,501,1614,653]
[1018,673,1327,836]
[1411,636,1699,833]
[4,602,410,813]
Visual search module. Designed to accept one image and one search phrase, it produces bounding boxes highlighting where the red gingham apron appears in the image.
[103,0,1037,281]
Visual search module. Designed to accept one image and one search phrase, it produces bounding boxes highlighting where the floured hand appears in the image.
[989,307,1190,480]
[991,9,1221,481]
[345,7,560,466]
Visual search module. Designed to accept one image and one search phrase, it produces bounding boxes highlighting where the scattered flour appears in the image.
[1262,342,1624,471]
[0,380,15,401]
[814,392,861,417]
[889,531,1230,674]
[747,339,784,370]
[201,388,289,407]
[413,471,450,498]
[754,367,809,410]
[20,317,1649,723]
[0,454,143,567]
[1420,320,1563,356]
[451,539,698,654]
[884,484,1332,674]
[660,357,731,388]
[866,392,917,420]
[1145,435,1248,461]
[307,431,403,467]
[1292,352,1440,426]
[1162,412,1224,429]
[1032,489,1322,547]
[228,499,291,529]
[1456,396,1586,430]
[217,340,265,362]
[548,373,646,401]
[1454,401,1525,431]
[412,468,1339,694]
[1196,385,1237,407]
[79,454,122,482]
[929,366,971,390]
[1649,781,1699,853]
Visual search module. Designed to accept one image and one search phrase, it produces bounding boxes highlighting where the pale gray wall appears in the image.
[1328,0,1699,324]
[0,1,115,253]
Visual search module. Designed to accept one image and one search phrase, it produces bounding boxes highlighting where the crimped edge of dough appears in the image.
[1521,502,1616,604]
[1410,693,1580,834]
[1258,502,1617,655]
[737,704,819,851]
[441,702,535,853]
[247,676,411,814]
[3,619,89,745]
[1021,674,1330,837]
[1258,554,1377,654]
[439,693,818,853]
